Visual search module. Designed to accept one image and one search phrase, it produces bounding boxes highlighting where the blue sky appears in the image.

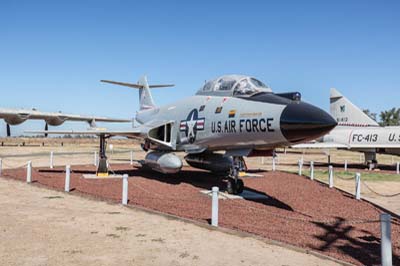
[0,0,399,135]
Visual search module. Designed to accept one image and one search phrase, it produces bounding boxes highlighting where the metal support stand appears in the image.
[310,161,314,180]
[97,134,108,176]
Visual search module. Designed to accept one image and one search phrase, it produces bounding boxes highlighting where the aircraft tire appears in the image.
[236,179,244,194]
[226,178,236,194]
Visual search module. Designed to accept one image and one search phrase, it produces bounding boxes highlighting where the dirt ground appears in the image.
[0,178,341,266]
[1,138,400,265]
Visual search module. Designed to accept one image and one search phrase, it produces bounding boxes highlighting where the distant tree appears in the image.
[379,108,400,126]
[362,109,377,121]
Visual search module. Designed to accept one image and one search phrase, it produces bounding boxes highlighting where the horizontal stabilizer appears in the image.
[101,80,174,89]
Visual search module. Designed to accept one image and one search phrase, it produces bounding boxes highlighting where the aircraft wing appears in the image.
[26,119,177,148]
[25,127,146,138]
[292,142,350,149]
[0,108,131,125]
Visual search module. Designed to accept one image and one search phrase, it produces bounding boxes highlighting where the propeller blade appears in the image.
[6,124,11,137]
[44,123,49,138]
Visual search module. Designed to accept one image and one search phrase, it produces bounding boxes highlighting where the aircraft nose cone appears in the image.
[280,102,337,144]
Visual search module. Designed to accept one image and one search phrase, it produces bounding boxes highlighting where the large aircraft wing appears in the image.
[0,108,130,124]
[26,119,177,149]
[26,128,145,138]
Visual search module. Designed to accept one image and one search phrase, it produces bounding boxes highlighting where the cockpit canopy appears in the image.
[196,75,273,97]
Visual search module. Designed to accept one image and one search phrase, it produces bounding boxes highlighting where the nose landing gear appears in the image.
[226,156,245,195]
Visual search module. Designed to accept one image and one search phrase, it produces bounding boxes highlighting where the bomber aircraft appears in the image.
[29,74,337,194]
[294,88,400,168]
[0,107,130,136]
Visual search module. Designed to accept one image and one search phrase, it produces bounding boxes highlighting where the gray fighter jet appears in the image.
[29,75,336,194]
[294,88,400,168]
[0,107,130,137]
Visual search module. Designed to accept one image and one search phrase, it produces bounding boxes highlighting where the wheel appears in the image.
[226,177,236,194]
[226,178,244,195]
[236,179,244,194]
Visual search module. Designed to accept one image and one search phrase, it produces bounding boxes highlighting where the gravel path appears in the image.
[2,164,400,266]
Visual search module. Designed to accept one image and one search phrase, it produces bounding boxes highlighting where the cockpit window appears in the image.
[250,78,268,88]
[202,81,213,91]
[196,75,272,97]
[216,78,236,91]
[233,79,258,96]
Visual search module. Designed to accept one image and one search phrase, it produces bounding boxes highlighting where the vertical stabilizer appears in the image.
[137,76,156,110]
[330,88,379,127]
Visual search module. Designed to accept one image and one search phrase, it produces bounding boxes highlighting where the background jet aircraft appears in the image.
[29,74,336,194]
[0,107,130,137]
[294,88,400,168]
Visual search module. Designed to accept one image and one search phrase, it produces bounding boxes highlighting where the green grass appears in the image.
[286,169,400,182]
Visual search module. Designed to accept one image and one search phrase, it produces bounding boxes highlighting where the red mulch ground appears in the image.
[2,164,400,266]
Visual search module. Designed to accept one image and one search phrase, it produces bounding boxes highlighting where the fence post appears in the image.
[328,165,334,188]
[359,154,363,164]
[344,160,348,172]
[211,186,219,227]
[122,174,128,205]
[381,213,392,266]
[65,165,71,192]
[0,158,2,176]
[261,157,264,165]
[355,172,361,200]
[94,151,98,166]
[397,162,399,175]
[27,161,32,183]
[298,159,303,176]
[310,161,314,180]
[272,156,276,171]
[130,151,134,165]
[50,151,54,169]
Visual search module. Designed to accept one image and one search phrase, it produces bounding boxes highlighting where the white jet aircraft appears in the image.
[294,88,400,168]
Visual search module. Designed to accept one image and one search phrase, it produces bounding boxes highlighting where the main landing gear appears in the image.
[97,134,110,177]
[226,156,245,195]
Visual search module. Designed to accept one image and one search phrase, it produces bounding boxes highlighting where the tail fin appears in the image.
[330,88,379,127]
[101,75,174,111]
[137,76,155,110]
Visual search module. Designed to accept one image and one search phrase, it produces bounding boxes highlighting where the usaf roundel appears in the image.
[180,109,205,144]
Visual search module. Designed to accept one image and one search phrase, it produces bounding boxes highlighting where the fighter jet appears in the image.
[294,88,400,168]
[0,107,131,136]
[29,74,337,194]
